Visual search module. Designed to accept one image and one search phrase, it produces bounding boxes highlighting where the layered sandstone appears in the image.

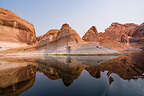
[132,23,144,38]
[2,23,118,55]
[36,23,82,49]
[12,24,117,55]
[104,23,138,41]
[0,8,36,51]
[83,23,138,50]
[82,26,98,42]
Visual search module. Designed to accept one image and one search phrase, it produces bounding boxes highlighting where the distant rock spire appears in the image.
[82,26,98,41]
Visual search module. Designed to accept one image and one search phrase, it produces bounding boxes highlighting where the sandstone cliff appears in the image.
[20,23,117,55]
[36,23,82,49]
[83,23,138,50]
[0,8,36,51]
[2,23,118,55]
[82,26,98,42]
[132,23,144,38]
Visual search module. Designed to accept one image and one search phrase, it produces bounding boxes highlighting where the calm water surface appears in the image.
[0,53,144,96]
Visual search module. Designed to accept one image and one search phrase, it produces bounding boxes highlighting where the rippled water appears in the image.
[0,53,144,96]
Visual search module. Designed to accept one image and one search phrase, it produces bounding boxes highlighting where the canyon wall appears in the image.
[0,8,36,51]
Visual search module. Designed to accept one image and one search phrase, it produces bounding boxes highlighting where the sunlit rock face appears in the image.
[82,23,138,50]
[82,26,98,42]
[0,8,36,51]
[36,23,82,49]
[24,24,118,54]
[36,29,59,42]
[104,23,138,41]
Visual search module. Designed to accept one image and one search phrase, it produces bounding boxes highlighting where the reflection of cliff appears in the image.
[37,56,85,87]
[34,55,116,86]
[0,63,36,96]
[37,53,144,86]
[86,53,144,81]
[0,78,35,96]
[1,53,144,88]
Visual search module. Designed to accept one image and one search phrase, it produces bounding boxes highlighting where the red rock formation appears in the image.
[82,23,138,49]
[0,8,36,44]
[104,23,138,42]
[37,23,82,48]
[82,26,98,41]
[120,33,128,43]
[36,29,59,41]
[128,23,144,48]
[132,23,144,39]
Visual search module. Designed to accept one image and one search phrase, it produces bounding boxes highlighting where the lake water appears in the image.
[0,53,144,96]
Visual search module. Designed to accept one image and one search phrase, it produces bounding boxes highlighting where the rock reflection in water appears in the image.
[36,53,144,86]
[37,56,85,87]
[0,61,36,96]
[0,53,144,95]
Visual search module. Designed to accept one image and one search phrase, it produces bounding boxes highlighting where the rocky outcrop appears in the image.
[82,23,138,49]
[36,23,82,49]
[132,23,144,38]
[25,24,118,54]
[1,22,119,55]
[82,26,98,42]
[0,8,36,51]
[36,29,59,41]
[55,23,82,45]
[104,23,138,42]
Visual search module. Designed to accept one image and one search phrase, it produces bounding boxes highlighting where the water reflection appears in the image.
[0,53,144,96]
[0,62,36,96]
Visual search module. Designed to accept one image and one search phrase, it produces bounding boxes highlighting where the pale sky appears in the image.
[1,0,144,37]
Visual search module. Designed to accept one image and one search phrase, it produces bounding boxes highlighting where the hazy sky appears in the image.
[1,0,144,37]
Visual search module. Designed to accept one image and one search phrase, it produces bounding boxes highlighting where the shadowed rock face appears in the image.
[0,8,36,44]
[132,23,144,38]
[125,23,144,49]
